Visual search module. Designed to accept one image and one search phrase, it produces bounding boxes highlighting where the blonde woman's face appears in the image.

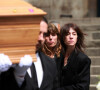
[45,33,57,48]
[64,28,78,47]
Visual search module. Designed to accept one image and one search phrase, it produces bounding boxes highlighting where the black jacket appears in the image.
[58,50,91,90]
[0,51,58,90]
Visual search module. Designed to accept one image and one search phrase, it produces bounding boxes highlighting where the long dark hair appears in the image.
[42,23,61,57]
[60,23,85,54]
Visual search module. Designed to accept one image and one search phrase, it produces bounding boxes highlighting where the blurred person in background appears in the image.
[49,21,60,32]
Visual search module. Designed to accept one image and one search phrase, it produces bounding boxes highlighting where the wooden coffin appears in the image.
[0,0,47,63]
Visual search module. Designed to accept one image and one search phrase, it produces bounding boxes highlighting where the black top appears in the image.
[58,50,91,90]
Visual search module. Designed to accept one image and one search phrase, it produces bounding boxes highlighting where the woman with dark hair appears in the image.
[59,23,91,90]
[41,23,62,87]
[42,23,61,58]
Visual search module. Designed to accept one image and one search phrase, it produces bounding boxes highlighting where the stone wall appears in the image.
[24,0,90,19]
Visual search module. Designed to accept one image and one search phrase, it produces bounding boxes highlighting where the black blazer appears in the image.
[0,51,58,90]
[58,50,91,90]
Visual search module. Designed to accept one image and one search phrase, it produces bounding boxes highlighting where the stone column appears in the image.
[71,0,88,18]
[88,0,97,17]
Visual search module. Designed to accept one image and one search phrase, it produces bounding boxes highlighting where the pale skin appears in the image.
[38,20,48,45]
[64,28,78,66]
[45,33,57,49]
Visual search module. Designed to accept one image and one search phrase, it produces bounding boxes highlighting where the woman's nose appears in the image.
[49,35,53,39]
[69,34,73,38]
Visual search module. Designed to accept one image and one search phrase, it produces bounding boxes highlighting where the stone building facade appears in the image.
[24,0,99,19]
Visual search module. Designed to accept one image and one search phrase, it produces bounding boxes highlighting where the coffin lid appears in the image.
[0,0,47,17]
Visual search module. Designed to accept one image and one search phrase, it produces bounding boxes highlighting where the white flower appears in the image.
[96,81,100,90]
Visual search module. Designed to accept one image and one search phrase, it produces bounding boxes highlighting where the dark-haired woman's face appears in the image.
[45,33,57,48]
[64,28,78,47]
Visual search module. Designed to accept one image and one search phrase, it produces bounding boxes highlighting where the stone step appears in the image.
[52,17,100,24]
[90,85,97,90]
[84,31,100,42]
[84,31,100,40]
[50,18,100,29]
[90,75,100,85]
[85,47,100,56]
[80,24,100,31]
[90,56,100,65]
[90,66,100,75]
[85,40,100,48]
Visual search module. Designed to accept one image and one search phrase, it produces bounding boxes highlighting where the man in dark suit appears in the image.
[0,17,58,90]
